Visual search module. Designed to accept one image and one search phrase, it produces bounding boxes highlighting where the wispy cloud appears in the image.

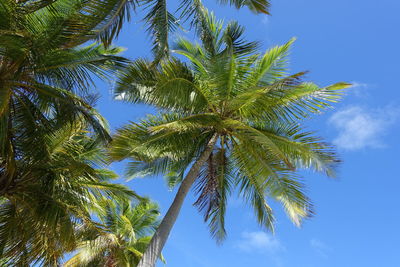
[261,16,269,25]
[310,239,332,257]
[329,105,399,150]
[236,231,284,253]
[114,92,126,100]
[349,81,371,98]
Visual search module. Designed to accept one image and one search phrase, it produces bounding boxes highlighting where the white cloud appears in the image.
[310,239,331,257]
[114,92,126,100]
[350,81,369,89]
[261,16,269,25]
[236,231,284,253]
[349,81,371,98]
[329,105,399,150]
[114,83,152,101]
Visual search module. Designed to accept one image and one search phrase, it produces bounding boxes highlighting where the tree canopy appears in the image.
[0,0,350,266]
[110,7,350,266]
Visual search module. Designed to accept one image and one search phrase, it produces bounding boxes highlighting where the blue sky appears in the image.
[95,0,400,266]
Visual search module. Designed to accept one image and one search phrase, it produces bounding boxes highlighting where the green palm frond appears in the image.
[230,75,350,122]
[115,58,210,113]
[218,0,270,14]
[223,20,260,56]
[179,0,270,31]
[142,0,178,63]
[35,44,128,90]
[244,37,295,87]
[85,0,138,47]
[251,122,340,177]
[110,113,213,175]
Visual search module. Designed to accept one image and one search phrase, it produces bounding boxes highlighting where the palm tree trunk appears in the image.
[137,133,219,267]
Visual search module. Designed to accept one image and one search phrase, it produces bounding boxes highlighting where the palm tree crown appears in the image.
[0,0,130,136]
[111,7,350,266]
[0,0,131,198]
[65,199,163,266]
[0,118,137,266]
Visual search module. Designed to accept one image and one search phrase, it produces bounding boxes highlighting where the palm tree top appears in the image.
[64,198,163,266]
[0,117,138,266]
[111,7,351,243]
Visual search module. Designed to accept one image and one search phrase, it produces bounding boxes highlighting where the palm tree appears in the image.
[0,117,138,266]
[64,198,164,266]
[110,7,351,266]
[0,0,132,192]
[0,2,137,263]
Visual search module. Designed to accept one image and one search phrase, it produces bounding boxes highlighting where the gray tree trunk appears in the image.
[137,134,219,267]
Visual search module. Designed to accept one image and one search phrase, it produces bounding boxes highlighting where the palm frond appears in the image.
[115,58,210,113]
[193,145,234,242]
[246,38,295,86]
[217,0,270,14]
[142,0,178,63]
